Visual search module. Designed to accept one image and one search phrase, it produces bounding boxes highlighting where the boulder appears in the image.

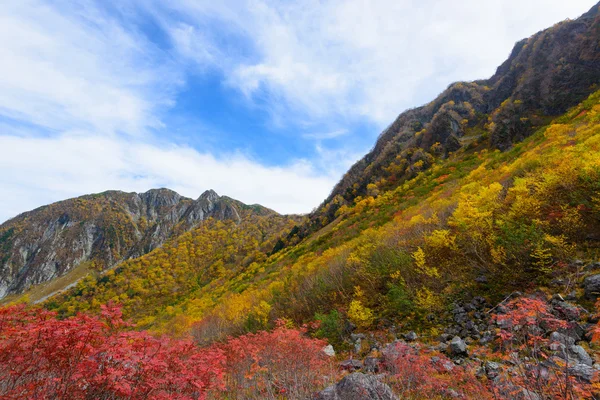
[569,345,593,366]
[322,344,336,357]
[551,300,581,321]
[584,274,600,299]
[314,372,399,400]
[404,331,418,341]
[568,363,596,383]
[485,361,501,379]
[549,331,576,346]
[448,336,468,356]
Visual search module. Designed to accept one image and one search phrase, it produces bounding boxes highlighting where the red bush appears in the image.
[216,321,334,399]
[382,341,494,399]
[492,298,593,399]
[0,304,225,399]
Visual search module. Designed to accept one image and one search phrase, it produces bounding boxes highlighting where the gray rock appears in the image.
[438,333,451,343]
[485,361,501,379]
[339,359,363,371]
[549,331,576,346]
[363,357,382,373]
[584,274,600,299]
[314,372,399,400]
[404,331,418,341]
[322,344,335,357]
[569,345,593,366]
[551,300,581,321]
[568,363,596,383]
[566,291,577,301]
[448,336,468,356]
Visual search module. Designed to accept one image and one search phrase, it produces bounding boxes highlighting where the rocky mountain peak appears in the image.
[198,189,220,202]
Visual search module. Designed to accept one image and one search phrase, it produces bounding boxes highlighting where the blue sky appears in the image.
[0,0,596,222]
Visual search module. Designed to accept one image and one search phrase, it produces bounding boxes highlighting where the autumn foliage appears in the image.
[382,341,494,399]
[492,298,594,399]
[216,321,333,399]
[0,304,335,399]
[0,303,225,399]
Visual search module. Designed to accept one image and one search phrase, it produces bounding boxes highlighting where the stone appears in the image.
[363,357,382,373]
[549,331,576,346]
[585,261,600,271]
[404,331,418,341]
[314,372,399,400]
[568,363,596,383]
[339,359,363,371]
[438,333,451,343]
[584,274,600,299]
[566,291,577,301]
[551,300,581,321]
[322,344,335,357]
[569,345,593,366]
[435,342,449,353]
[448,336,467,356]
[485,361,501,379]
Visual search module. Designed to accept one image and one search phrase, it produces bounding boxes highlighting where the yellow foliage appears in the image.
[348,300,374,329]
[411,247,440,278]
[414,287,442,312]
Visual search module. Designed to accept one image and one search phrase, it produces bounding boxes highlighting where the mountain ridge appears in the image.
[0,187,280,299]
[289,2,600,243]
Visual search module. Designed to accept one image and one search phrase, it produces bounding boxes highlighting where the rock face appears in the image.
[0,189,273,299]
[314,373,398,400]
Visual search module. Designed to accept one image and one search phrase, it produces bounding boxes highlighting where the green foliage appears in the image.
[314,310,345,348]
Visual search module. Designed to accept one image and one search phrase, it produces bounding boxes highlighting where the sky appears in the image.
[0,0,596,222]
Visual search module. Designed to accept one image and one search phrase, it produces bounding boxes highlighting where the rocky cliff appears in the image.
[0,188,271,298]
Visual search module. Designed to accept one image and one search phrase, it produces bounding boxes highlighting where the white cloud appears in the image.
[0,134,336,222]
[302,129,349,140]
[0,0,179,136]
[158,0,596,126]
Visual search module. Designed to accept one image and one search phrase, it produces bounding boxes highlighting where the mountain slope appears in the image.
[0,188,277,299]
[47,89,600,342]
[292,2,600,241]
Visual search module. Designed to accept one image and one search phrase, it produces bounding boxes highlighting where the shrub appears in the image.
[0,304,225,400]
[216,321,334,399]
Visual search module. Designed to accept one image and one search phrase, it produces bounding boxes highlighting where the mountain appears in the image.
[0,188,280,300]
[291,2,600,241]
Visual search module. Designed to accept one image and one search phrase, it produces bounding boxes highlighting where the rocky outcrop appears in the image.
[314,373,398,400]
[0,189,274,299]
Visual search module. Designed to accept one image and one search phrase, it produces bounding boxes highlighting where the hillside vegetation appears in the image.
[46,89,600,344]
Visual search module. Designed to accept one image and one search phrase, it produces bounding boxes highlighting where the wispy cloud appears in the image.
[0,0,181,136]
[302,129,349,140]
[155,0,595,126]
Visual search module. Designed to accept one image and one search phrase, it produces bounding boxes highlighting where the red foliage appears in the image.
[217,320,333,399]
[493,297,593,399]
[382,341,494,399]
[0,304,225,399]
